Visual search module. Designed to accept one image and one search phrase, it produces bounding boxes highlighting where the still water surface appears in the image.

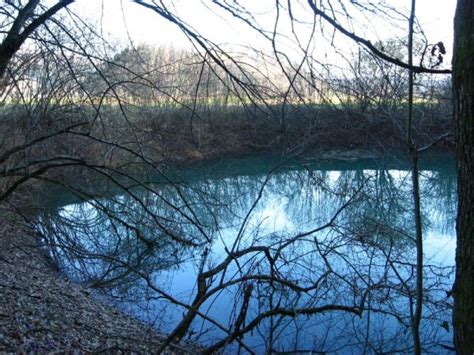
[38,152,456,353]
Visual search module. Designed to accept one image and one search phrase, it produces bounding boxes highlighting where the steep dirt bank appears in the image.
[1,105,453,172]
[126,106,455,164]
[0,206,199,353]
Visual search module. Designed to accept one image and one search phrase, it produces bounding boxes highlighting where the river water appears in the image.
[37,151,456,353]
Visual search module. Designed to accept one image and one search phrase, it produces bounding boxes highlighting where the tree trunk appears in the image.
[453,0,474,353]
[406,2,423,354]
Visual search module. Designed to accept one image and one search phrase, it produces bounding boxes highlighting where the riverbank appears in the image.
[0,205,200,353]
[103,104,455,164]
[1,103,454,169]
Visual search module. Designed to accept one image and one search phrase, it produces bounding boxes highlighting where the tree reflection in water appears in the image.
[35,153,456,353]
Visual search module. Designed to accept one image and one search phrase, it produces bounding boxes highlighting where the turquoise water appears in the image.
[37,152,457,353]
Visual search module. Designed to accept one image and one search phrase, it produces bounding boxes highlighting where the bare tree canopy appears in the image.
[0,0,471,353]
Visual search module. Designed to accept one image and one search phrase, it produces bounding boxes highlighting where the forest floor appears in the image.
[0,205,200,354]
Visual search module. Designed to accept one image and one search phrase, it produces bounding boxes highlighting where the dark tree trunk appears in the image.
[0,0,73,81]
[453,0,474,353]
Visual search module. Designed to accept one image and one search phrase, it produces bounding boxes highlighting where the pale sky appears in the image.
[69,0,456,68]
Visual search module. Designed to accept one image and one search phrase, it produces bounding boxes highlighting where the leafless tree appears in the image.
[0,0,464,353]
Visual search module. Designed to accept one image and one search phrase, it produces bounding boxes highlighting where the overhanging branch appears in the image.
[306,0,451,75]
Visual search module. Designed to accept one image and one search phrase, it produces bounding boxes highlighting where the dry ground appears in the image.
[0,205,200,354]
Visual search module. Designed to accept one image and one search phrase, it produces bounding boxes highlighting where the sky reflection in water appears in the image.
[39,154,457,354]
